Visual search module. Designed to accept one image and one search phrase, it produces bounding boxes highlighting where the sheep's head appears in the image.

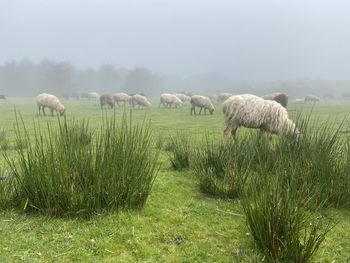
[209,108,214,115]
[57,104,65,116]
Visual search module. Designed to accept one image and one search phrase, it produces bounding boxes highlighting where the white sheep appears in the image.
[36,93,65,116]
[174,93,191,103]
[217,93,232,103]
[130,94,151,108]
[304,95,320,103]
[159,93,183,108]
[113,92,131,106]
[190,95,215,115]
[87,92,100,100]
[222,94,299,146]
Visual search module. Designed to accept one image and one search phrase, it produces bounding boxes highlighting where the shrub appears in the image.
[168,132,193,170]
[241,174,332,263]
[192,137,251,199]
[4,112,159,217]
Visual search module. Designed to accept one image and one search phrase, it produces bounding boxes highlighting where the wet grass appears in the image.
[0,98,349,262]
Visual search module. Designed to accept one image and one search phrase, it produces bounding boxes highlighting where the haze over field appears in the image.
[1,0,350,96]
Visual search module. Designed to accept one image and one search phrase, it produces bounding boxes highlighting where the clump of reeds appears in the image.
[168,132,193,170]
[241,174,332,263]
[4,112,159,217]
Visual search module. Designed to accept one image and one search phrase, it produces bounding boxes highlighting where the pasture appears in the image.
[0,98,349,262]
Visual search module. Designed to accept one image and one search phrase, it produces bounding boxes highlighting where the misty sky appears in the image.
[1,0,350,80]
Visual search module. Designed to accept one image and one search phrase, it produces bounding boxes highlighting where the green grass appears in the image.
[0,98,349,262]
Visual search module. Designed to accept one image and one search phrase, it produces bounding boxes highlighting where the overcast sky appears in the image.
[1,0,350,80]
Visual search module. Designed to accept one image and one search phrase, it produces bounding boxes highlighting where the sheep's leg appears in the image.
[42,106,46,116]
[199,107,203,115]
[223,125,230,145]
[204,108,207,115]
[191,106,195,115]
[50,109,54,116]
[268,133,273,149]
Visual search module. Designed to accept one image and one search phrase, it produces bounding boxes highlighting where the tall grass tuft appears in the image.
[241,174,332,263]
[4,112,159,217]
[193,137,251,199]
[168,132,193,170]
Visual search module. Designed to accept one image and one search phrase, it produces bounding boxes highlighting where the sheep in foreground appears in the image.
[130,94,151,109]
[174,93,191,103]
[217,93,232,103]
[113,93,131,106]
[36,93,65,116]
[304,95,320,103]
[100,94,115,109]
[159,93,183,108]
[190,95,214,115]
[222,94,299,146]
[262,93,288,108]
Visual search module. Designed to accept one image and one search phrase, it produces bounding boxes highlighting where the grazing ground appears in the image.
[0,98,349,262]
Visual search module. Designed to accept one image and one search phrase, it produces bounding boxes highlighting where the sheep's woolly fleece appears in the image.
[190,95,215,112]
[223,94,296,135]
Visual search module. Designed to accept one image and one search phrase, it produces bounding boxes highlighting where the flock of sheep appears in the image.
[34,91,305,144]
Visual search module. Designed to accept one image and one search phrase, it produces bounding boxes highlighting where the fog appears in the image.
[1,0,350,97]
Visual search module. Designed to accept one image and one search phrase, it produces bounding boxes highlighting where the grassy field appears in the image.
[0,98,349,262]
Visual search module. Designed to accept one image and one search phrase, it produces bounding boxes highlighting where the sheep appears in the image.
[159,93,183,108]
[100,94,115,109]
[262,93,289,108]
[294,99,305,104]
[190,95,215,115]
[113,92,131,106]
[217,93,232,103]
[87,92,100,100]
[36,93,65,116]
[130,94,151,108]
[0,95,6,100]
[304,95,320,103]
[222,94,299,146]
[174,93,191,103]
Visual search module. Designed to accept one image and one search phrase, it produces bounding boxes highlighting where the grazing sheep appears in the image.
[0,95,7,100]
[217,93,232,103]
[294,99,305,104]
[222,94,299,146]
[100,94,115,109]
[190,95,215,115]
[304,95,321,103]
[87,92,100,100]
[159,93,183,108]
[262,93,289,108]
[130,94,151,108]
[36,93,65,116]
[113,92,131,106]
[174,93,191,103]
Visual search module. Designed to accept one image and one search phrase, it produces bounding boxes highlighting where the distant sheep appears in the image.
[159,93,183,108]
[262,93,288,108]
[87,92,100,100]
[174,93,191,103]
[217,93,232,103]
[190,95,214,115]
[36,93,65,116]
[130,94,151,108]
[222,94,299,146]
[304,95,320,103]
[113,93,131,106]
[294,99,305,104]
[0,95,6,100]
[100,94,115,109]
